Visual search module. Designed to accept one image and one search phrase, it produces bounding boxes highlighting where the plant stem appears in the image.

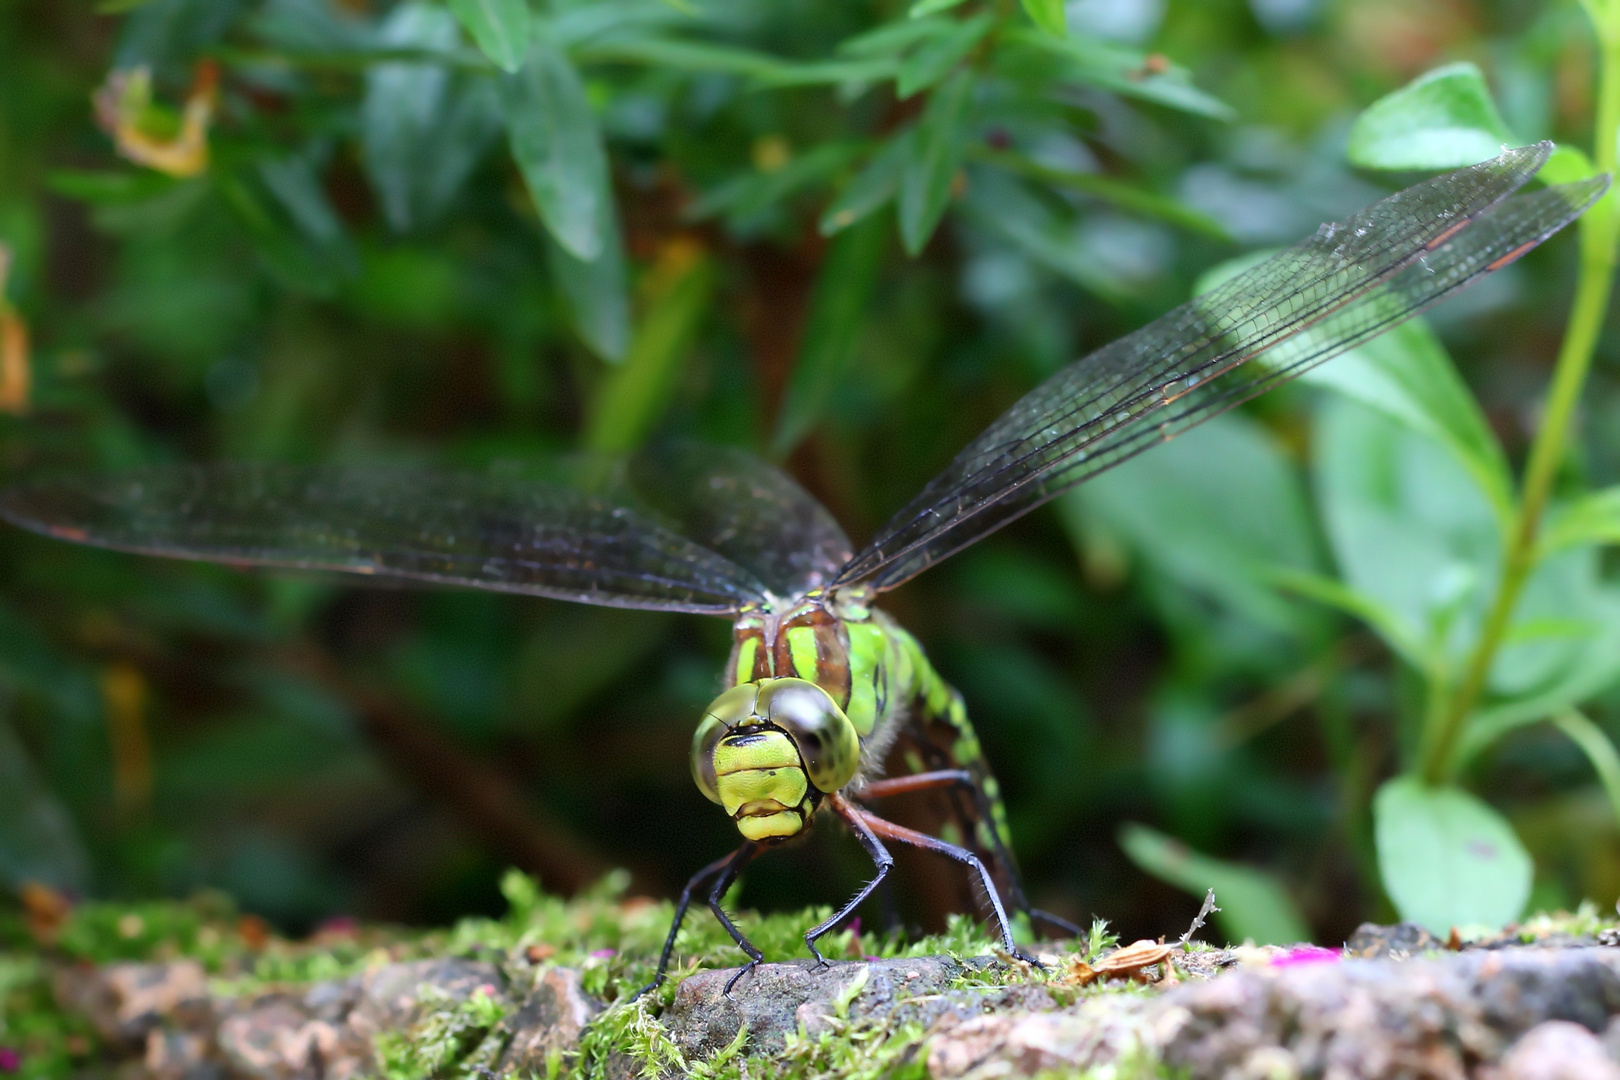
[1418,11,1620,784]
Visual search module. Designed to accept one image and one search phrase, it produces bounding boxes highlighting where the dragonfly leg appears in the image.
[848,805,1042,967]
[707,843,766,997]
[861,770,1082,941]
[802,792,894,967]
[633,843,754,1001]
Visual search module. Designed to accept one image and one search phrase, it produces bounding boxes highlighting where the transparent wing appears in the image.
[622,442,851,600]
[0,463,777,615]
[836,143,1607,591]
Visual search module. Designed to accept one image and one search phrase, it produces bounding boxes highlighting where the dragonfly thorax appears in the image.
[690,678,860,843]
[727,588,874,703]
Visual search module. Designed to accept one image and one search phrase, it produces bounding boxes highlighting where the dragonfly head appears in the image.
[691,678,860,844]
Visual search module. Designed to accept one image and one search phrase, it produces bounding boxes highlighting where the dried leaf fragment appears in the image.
[93,61,218,177]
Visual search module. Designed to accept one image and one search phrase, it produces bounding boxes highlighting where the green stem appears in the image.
[1551,709,1620,828]
[1417,14,1620,784]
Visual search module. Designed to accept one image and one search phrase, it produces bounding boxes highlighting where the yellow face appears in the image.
[690,679,861,843]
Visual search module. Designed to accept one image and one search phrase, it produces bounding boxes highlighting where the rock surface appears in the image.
[45,929,1620,1078]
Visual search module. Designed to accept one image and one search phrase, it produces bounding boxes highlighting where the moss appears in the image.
[0,955,100,1080]
[374,983,514,1080]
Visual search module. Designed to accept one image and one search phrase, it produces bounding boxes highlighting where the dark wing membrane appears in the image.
[836,143,1606,591]
[624,442,852,600]
[0,464,774,615]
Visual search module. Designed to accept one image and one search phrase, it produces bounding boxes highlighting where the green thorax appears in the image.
[725,587,951,742]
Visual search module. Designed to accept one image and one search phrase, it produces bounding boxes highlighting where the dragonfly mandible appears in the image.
[0,143,1604,993]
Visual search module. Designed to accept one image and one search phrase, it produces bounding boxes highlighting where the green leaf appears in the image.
[899,70,973,255]
[1460,552,1620,760]
[448,0,530,73]
[578,36,896,86]
[545,217,630,362]
[687,142,865,231]
[1002,29,1235,121]
[897,13,992,99]
[1265,567,1433,672]
[584,246,714,449]
[1313,397,1501,667]
[839,16,949,58]
[1539,144,1598,185]
[958,170,1132,300]
[909,0,967,16]
[46,169,182,205]
[1347,62,1515,171]
[819,134,910,236]
[1118,823,1311,945]
[1540,486,1620,556]
[115,0,244,72]
[1020,0,1066,36]
[1550,710,1620,830]
[360,2,463,232]
[772,216,888,456]
[501,37,612,261]
[0,712,90,892]
[1373,776,1531,934]
[1195,258,1512,525]
[1066,413,1324,632]
[1304,323,1513,528]
[971,147,1229,238]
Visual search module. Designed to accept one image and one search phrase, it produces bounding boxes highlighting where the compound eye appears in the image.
[757,678,859,794]
[691,683,761,804]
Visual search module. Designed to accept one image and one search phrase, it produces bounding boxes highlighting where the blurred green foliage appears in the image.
[2,0,1620,969]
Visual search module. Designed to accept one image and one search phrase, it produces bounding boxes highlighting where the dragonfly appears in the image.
[0,143,1604,994]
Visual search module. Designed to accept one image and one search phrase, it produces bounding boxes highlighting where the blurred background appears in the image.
[0,0,1614,950]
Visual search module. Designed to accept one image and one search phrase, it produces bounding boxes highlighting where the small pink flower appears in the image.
[589,948,616,959]
[0,1047,21,1073]
[1271,946,1341,968]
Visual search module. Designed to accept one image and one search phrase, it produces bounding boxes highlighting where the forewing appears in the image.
[836,143,1604,590]
[0,464,772,614]
[624,443,852,600]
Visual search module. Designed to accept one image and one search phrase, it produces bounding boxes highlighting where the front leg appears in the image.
[633,844,752,1000]
[861,769,1082,940]
[705,843,767,996]
[848,804,1041,966]
[802,792,894,966]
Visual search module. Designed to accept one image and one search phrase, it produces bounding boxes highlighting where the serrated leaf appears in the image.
[448,0,530,73]
[1348,62,1515,171]
[1374,776,1531,934]
[1020,0,1066,36]
[1119,823,1310,945]
[772,215,888,456]
[897,13,992,98]
[501,37,612,260]
[820,134,910,236]
[899,70,973,255]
